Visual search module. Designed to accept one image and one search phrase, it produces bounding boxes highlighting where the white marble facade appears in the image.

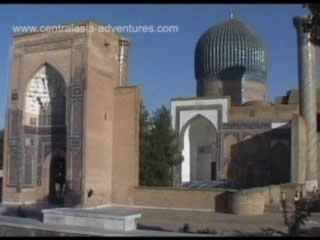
[171,97,229,183]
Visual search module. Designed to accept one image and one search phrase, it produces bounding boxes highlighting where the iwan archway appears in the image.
[180,115,218,183]
[23,63,67,204]
[3,22,142,208]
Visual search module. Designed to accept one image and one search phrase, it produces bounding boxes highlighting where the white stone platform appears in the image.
[42,207,142,232]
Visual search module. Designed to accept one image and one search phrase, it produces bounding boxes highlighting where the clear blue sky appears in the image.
[0,4,311,129]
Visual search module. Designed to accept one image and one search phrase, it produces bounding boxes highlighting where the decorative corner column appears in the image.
[119,37,131,86]
[293,16,318,191]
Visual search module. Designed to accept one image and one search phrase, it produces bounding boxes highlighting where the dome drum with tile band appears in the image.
[194,16,269,105]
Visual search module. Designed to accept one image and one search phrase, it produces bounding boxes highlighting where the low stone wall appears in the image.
[263,185,281,206]
[134,187,236,212]
[229,188,265,215]
[134,185,286,215]
[280,183,304,198]
[278,183,305,210]
[228,184,305,214]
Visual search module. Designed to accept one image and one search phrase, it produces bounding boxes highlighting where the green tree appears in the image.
[142,106,183,187]
[139,102,151,186]
[0,129,3,169]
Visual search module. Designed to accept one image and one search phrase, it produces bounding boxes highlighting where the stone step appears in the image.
[42,207,142,232]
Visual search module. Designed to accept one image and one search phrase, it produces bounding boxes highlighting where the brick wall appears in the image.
[134,187,236,212]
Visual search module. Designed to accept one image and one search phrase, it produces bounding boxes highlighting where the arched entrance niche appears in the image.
[24,63,66,127]
[180,114,218,182]
[43,151,66,205]
[23,63,67,204]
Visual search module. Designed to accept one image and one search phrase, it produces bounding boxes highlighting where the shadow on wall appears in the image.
[226,125,291,188]
[196,66,245,99]
[0,178,2,203]
[219,66,245,105]
[214,191,233,213]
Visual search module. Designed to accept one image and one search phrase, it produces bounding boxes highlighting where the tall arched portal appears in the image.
[24,64,66,127]
[4,22,141,208]
[23,63,67,204]
[181,115,218,182]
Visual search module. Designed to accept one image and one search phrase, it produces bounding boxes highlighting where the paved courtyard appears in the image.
[1,204,320,236]
[103,205,320,236]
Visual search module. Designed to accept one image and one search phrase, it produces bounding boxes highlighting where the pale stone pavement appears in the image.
[1,204,320,236]
[0,214,203,237]
[106,205,320,236]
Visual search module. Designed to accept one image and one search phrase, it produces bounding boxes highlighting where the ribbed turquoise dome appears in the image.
[195,17,268,83]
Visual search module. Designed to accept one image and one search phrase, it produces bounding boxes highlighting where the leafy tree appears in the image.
[139,105,183,187]
[139,102,151,186]
[0,129,3,169]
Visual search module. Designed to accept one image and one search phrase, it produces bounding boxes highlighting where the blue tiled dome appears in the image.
[195,17,269,83]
